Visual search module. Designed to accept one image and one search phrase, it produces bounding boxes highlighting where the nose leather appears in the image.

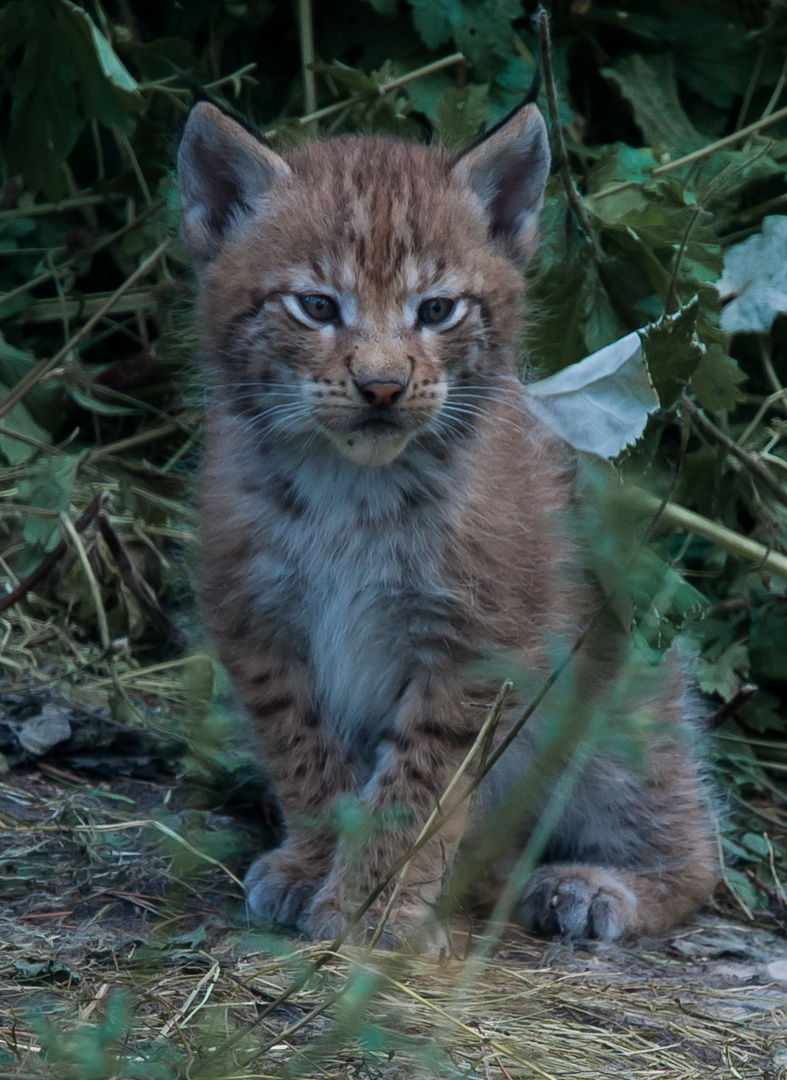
[353,376,406,407]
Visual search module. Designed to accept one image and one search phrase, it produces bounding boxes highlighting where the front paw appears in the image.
[519,865,638,941]
[244,847,324,927]
[302,887,446,953]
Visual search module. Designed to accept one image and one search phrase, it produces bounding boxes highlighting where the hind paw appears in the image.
[519,865,638,941]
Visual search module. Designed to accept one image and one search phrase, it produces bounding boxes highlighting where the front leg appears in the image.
[236,665,362,927]
[303,677,477,944]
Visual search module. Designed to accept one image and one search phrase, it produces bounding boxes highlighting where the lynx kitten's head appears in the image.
[179,102,550,466]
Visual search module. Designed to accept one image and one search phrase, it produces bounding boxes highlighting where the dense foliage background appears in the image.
[1,0,787,917]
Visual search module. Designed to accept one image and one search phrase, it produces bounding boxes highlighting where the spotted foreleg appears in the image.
[303,678,478,944]
[239,670,362,927]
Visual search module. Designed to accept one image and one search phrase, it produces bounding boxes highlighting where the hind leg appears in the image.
[519,740,717,940]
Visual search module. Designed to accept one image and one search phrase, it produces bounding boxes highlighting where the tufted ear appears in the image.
[452,103,550,267]
[178,102,291,266]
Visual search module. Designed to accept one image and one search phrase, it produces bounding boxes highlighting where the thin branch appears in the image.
[0,193,125,223]
[664,206,701,313]
[594,100,787,201]
[297,0,318,128]
[627,487,787,578]
[684,397,787,510]
[0,239,171,421]
[263,53,465,138]
[96,512,186,646]
[533,7,601,259]
[0,493,107,615]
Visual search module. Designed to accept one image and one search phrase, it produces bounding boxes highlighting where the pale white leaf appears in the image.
[526,331,659,459]
[717,215,787,334]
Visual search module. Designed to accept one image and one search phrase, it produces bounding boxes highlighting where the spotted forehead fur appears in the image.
[200,136,520,344]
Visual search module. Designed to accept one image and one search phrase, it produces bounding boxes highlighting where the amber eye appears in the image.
[418,297,456,326]
[298,294,338,323]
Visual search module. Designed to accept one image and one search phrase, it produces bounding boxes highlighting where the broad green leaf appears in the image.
[750,605,787,683]
[70,386,144,417]
[433,84,489,149]
[0,380,51,464]
[54,0,143,133]
[409,0,523,77]
[666,10,751,110]
[689,346,746,412]
[697,641,749,700]
[0,1,27,67]
[527,331,659,459]
[602,53,705,157]
[489,54,572,127]
[5,1,82,199]
[639,297,703,409]
[18,454,79,555]
[586,143,657,197]
[0,333,65,428]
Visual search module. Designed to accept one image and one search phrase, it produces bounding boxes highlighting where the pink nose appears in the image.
[354,377,406,407]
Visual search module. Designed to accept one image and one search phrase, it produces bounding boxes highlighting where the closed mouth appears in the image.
[355,413,404,435]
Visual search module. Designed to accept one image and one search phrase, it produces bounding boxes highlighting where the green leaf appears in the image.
[432,84,489,149]
[639,297,703,408]
[689,345,746,412]
[666,10,751,110]
[588,143,657,192]
[70,386,144,417]
[0,381,51,464]
[696,641,749,700]
[18,455,79,555]
[0,1,28,67]
[602,53,705,157]
[750,605,787,683]
[362,0,399,14]
[5,1,82,199]
[409,0,523,77]
[54,0,143,133]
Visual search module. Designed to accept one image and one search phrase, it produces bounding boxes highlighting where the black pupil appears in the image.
[419,298,454,325]
[301,295,335,321]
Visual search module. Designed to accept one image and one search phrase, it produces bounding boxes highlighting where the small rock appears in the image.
[766,959,787,984]
[18,704,72,756]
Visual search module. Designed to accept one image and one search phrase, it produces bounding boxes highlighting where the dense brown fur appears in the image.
[179,102,718,944]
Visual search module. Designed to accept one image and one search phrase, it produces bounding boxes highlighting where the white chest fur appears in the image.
[239,438,459,743]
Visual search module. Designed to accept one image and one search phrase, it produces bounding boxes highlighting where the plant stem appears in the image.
[684,398,787,510]
[593,100,787,201]
[534,7,602,260]
[297,0,318,129]
[0,193,125,223]
[0,199,165,309]
[0,240,171,421]
[0,493,107,616]
[627,487,787,578]
[263,52,465,137]
[664,206,702,313]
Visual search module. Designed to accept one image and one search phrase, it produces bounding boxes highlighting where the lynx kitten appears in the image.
[178,99,717,944]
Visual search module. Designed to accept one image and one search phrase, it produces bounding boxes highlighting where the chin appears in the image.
[329,428,415,466]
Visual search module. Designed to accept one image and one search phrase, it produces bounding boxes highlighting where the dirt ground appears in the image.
[1,767,786,1079]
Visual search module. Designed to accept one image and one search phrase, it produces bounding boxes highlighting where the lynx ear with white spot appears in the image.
[178,102,291,265]
[453,103,550,267]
